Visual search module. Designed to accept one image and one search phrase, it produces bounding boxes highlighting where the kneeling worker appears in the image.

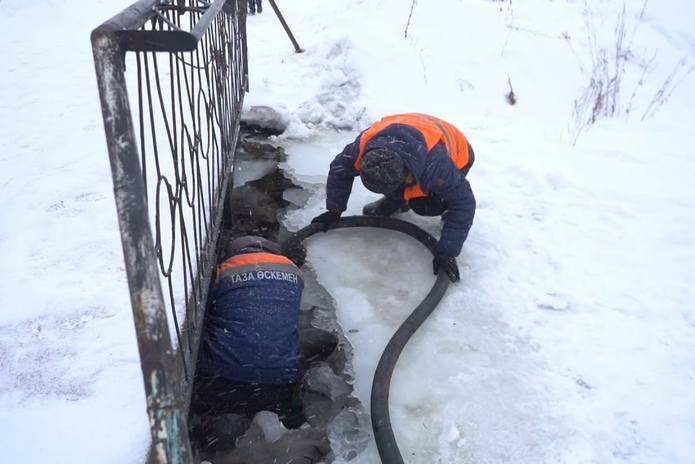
[311,113,476,282]
[193,235,312,430]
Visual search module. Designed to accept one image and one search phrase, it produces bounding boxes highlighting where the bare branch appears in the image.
[404,0,416,38]
[506,75,516,105]
[641,58,693,120]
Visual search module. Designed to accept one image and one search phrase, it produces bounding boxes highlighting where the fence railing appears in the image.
[91,1,248,461]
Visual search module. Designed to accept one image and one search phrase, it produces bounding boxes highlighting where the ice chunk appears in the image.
[253,410,288,443]
[326,403,371,462]
[304,363,351,401]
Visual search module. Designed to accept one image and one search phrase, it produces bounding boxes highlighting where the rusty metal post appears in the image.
[268,0,303,53]
[92,0,250,461]
[91,7,193,463]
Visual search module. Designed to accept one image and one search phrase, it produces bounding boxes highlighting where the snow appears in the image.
[1,0,694,463]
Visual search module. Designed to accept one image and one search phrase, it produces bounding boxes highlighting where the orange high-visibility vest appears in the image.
[354,113,470,199]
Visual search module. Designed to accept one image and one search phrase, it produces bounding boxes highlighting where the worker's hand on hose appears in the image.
[311,210,341,232]
[286,243,307,267]
[432,252,460,282]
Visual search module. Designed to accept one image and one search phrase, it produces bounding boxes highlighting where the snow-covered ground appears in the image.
[1,0,694,463]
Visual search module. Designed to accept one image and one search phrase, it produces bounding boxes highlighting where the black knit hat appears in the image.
[228,235,282,255]
[359,148,404,194]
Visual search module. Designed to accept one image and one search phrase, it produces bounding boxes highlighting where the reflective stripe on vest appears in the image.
[217,252,294,278]
[353,114,469,199]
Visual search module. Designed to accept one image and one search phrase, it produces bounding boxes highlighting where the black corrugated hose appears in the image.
[280,216,451,464]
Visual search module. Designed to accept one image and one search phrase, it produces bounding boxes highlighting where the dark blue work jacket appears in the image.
[197,250,304,384]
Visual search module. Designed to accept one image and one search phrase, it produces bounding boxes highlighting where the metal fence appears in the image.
[91,0,248,461]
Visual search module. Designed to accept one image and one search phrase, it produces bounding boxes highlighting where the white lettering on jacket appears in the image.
[255,270,298,283]
[231,272,256,283]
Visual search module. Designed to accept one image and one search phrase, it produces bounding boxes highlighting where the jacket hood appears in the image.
[227,235,282,256]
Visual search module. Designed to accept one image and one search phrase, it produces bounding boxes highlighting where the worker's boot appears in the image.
[362,196,410,217]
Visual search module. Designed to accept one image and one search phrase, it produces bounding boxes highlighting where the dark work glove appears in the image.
[311,210,341,232]
[432,252,460,282]
[286,243,307,267]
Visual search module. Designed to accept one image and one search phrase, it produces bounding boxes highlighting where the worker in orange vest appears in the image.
[311,113,476,282]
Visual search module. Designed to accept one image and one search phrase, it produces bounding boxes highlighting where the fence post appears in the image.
[268,0,304,53]
[92,1,250,461]
[91,15,193,464]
